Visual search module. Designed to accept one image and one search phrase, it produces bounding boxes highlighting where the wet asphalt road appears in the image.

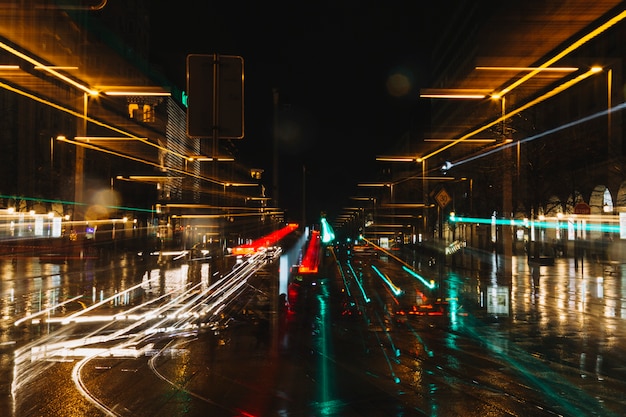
[2,248,626,416]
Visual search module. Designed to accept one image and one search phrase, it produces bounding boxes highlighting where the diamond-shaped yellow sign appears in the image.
[435,188,451,208]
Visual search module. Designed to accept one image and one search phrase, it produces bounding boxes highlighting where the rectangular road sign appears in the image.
[186,54,244,139]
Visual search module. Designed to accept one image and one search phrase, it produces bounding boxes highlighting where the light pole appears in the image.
[74,92,89,223]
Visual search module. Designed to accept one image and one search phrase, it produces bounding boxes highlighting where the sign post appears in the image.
[186,54,244,140]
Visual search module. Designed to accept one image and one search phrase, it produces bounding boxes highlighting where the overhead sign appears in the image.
[186,54,244,139]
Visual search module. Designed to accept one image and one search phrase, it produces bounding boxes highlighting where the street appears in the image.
[1,246,626,416]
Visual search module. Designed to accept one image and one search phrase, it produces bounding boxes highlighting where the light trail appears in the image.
[402,266,436,290]
[55,280,160,324]
[449,101,626,169]
[450,214,620,234]
[421,67,602,161]
[361,237,436,289]
[346,260,370,303]
[11,249,273,408]
[328,247,353,298]
[72,351,121,417]
[0,193,155,213]
[13,295,83,326]
[371,265,404,297]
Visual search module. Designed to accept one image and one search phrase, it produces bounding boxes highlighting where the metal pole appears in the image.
[74,93,87,221]
[273,89,280,211]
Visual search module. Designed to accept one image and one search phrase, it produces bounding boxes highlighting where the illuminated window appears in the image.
[142,104,154,122]
[128,103,139,118]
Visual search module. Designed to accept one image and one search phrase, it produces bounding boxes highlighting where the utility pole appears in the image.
[302,164,306,228]
[273,89,280,211]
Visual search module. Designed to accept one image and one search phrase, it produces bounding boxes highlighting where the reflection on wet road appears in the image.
[2,248,626,416]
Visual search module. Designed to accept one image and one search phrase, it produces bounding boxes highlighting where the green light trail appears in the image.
[0,194,155,214]
[450,214,620,234]
[321,217,335,243]
[402,265,436,290]
[371,265,404,296]
[346,261,370,303]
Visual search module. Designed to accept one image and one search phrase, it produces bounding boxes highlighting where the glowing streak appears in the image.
[0,40,99,95]
[421,67,601,161]
[402,266,436,290]
[321,217,335,243]
[0,46,188,162]
[75,135,191,162]
[72,352,120,416]
[0,194,152,212]
[14,295,83,326]
[497,9,626,96]
[299,230,321,274]
[452,102,626,168]
[331,249,352,298]
[232,223,298,255]
[362,238,434,288]
[450,215,620,234]
[57,280,155,324]
[57,136,225,187]
[347,261,370,303]
[0,82,219,186]
[371,265,404,296]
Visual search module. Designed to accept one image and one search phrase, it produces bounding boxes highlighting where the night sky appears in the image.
[148,2,444,225]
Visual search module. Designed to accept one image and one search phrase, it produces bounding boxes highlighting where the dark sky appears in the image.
[148,2,443,225]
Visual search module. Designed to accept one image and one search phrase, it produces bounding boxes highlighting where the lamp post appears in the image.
[74,92,89,223]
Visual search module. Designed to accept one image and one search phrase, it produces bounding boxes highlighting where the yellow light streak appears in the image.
[162,203,268,211]
[496,10,626,97]
[76,136,147,141]
[380,203,434,208]
[125,176,185,182]
[225,182,260,187]
[74,135,190,162]
[424,138,496,143]
[421,67,601,161]
[0,41,98,95]
[0,50,187,160]
[420,93,486,99]
[476,66,578,72]
[171,211,283,219]
[188,155,235,162]
[375,156,417,162]
[103,91,171,96]
[34,65,79,70]
[57,136,226,186]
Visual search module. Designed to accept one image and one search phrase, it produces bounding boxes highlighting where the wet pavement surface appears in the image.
[2,248,626,416]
